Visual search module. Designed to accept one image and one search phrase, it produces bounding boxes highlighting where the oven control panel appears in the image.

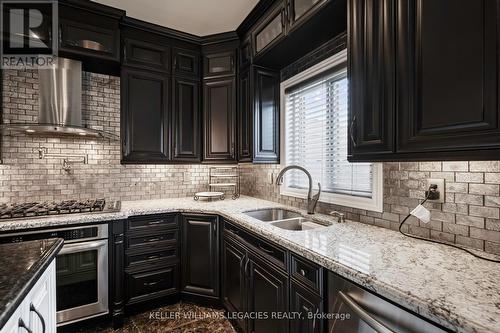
[0,226,99,243]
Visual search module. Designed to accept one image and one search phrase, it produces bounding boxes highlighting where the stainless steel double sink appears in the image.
[243,208,329,231]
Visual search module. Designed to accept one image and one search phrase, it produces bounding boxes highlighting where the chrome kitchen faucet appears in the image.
[275,165,321,214]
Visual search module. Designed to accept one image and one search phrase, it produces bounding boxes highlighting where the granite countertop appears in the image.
[0,238,63,329]
[0,196,499,333]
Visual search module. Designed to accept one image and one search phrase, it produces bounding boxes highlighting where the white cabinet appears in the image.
[1,260,56,333]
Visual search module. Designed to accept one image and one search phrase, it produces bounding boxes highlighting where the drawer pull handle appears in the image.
[258,244,274,254]
[302,305,311,312]
[148,221,162,225]
[147,255,160,260]
[147,238,161,242]
[30,303,46,333]
[144,280,163,287]
[299,269,307,276]
[18,318,33,333]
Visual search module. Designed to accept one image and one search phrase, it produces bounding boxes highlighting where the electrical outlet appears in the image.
[426,178,445,203]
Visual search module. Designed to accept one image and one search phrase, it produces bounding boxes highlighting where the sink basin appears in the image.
[270,218,326,231]
[244,208,302,222]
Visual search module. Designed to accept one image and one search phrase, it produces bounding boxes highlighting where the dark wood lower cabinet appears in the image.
[126,265,180,304]
[247,253,289,333]
[222,236,247,331]
[114,215,326,333]
[290,280,323,333]
[181,215,220,298]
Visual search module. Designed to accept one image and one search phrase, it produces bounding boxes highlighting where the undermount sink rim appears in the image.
[243,208,330,231]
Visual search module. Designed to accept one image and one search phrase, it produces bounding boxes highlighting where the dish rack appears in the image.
[208,166,240,200]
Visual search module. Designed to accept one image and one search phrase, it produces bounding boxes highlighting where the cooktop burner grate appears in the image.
[0,198,119,220]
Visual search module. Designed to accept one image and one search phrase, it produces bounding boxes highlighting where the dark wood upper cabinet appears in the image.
[181,215,220,298]
[58,1,123,63]
[173,48,200,78]
[252,1,287,57]
[121,68,170,163]
[203,77,237,163]
[123,38,170,73]
[347,0,395,161]
[203,51,236,78]
[348,0,500,161]
[396,0,500,155]
[253,67,280,163]
[238,68,253,162]
[172,77,201,162]
[288,0,330,31]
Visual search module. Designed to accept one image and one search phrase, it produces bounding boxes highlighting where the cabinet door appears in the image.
[123,38,170,72]
[290,281,323,333]
[347,0,395,161]
[172,77,201,162]
[203,78,237,162]
[397,0,500,155]
[121,68,170,163]
[28,261,56,333]
[59,19,119,61]
[247,254,289,333]
[253,67,280,163]
[253,2,287,56]
[181,215,220,298]
[222,236,247,331]
[203,51,235,78]
[238,68,253,162]
[173,48,200,78]
[288,0,329,31]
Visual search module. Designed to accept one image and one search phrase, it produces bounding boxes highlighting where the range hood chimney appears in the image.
[1,58,118,140]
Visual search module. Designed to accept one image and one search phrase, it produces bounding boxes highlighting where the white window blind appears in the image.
[284,67,373,198]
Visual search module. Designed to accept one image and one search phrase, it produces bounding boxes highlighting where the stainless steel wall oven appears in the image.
[0,224,109,326]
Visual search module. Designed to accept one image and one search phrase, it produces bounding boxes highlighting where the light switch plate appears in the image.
[426,178,445,203]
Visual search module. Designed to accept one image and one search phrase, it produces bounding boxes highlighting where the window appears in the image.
[280,50,383,212]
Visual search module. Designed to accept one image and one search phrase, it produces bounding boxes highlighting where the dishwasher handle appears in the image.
[338,291,396,333]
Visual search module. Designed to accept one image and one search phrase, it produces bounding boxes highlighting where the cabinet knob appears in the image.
[299,268,307,276]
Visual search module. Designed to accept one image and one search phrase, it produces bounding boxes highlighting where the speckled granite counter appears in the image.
[0,196,498,333]
[0,238,63,329]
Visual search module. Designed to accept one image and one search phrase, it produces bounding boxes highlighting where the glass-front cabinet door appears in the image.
[253,2,286,56]
[288,0,329,30]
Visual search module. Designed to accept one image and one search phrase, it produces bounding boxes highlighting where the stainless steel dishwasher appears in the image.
[327,272,449,333]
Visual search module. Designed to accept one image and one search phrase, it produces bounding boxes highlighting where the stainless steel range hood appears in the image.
[1,58,118,140]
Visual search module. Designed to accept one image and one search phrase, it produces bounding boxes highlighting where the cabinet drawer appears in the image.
[123,38,170,72]
[127,229,179,250]
[127,214,178,232]
[291,254,323,294]
[127,265,179,303]
[126,247,179,268]
[224,221,288,271]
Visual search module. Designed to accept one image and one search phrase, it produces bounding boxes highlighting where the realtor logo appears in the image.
[0,0,58,68]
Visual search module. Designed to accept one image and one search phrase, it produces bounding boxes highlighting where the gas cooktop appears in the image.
[0,199,121,220]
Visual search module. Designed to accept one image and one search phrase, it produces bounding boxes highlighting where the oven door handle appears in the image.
[59,240,108,255]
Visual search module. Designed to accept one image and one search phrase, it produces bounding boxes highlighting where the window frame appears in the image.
[279,49,383,212]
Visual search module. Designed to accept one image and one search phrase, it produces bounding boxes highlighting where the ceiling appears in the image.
[94,0,259,36]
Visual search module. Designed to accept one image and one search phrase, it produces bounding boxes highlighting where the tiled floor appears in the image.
[70,302,236,333]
